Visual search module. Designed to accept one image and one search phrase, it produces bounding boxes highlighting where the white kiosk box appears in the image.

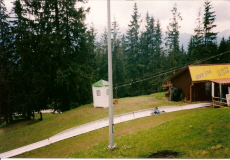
[92,80,109,108]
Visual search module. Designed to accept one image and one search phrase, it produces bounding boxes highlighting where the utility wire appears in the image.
[192,50,230,64]
[114,64,185,86]
[113,50,230,89]
[114,68,177,89]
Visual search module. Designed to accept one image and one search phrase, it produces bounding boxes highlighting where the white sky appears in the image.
[4,0,230,36]
[82,0,230,36]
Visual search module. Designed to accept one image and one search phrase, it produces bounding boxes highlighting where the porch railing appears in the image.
[212,96,229,108]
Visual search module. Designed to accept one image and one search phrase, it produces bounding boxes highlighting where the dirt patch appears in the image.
[147,150,179,158]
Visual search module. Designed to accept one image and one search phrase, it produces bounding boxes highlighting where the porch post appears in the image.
[219,83,222,103]
[190,82,194,102]
[212,82,214,97]
[212,82,215,108]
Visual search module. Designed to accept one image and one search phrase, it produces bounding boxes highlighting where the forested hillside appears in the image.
[1,0,230,123]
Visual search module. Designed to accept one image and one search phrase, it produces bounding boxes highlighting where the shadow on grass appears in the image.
[146,150,179,158]
[0,119,40,129]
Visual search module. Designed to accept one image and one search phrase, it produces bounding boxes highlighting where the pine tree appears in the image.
[193,7,205,61]
[218,37,230,63]
[2,0,94,120]
[50,0,95,110]
[10,0,36,120]
[180,44,187,66]
[165,3,183,68]
[95,28,108,81]
[203,0,218,63]
[187,36,195,63]
[141,13,155,74]
[153,19,165,93]
[75,23,97,106]
[111,18,120,86]
[0,0,14,123]
[125,2,141,96]
[154,19,163,68]
[111,18,126,98]
[203,0,217,49]
[139,13,158,95]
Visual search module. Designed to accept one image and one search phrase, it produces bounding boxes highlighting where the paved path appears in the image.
[0,102,211,158]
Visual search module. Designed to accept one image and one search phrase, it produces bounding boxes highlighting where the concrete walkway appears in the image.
[0,102,211,158]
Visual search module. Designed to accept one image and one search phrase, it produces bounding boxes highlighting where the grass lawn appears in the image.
[14,107,230,158]
[67,107,230,158]
[0,92,181,153]
[1,92,228,158]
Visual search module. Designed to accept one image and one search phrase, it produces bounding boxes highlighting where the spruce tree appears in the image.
[95,28,108,82]
[50,0,95,110]
[218,37,230,63]
[193,8,205,61]
[203,0,218,63]
[141,13,155,74]
[180,44,187,66]
[10,0,36,120]
[3,0,94,119]
[111,18,126,98]
[111,18,120,86]
[139,13,158,95]
[203,0,217,49]
[125,2,141,96]
[154,19,163,68]
[0,0,14,123]
[187,36,195,63]
[165,3,182,68]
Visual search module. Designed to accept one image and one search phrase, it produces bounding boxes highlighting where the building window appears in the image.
[106,89,109,95]
[96,90,101,96]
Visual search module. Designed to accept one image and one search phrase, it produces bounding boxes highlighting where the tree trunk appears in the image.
[39,111,43,120]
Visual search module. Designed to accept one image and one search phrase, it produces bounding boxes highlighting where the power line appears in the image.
[114,68,177,89]
[113,50,230,89]
[192,50,230,64]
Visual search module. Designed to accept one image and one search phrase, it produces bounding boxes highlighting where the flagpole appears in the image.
[107,0,116,150]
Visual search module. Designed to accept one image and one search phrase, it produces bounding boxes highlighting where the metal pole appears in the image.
[107,0,116,150]
[211,82,214,98]
[219,83,222,105]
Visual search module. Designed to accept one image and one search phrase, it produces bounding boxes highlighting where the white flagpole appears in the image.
[107,0,116,150]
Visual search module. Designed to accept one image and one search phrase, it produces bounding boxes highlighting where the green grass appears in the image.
[15,107,211,158]
[67,107,230,158]
[0,92,182,153]
[151,92,166,100]
[2,92,227,158]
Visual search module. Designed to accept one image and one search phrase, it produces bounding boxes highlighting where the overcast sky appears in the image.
[82,0,230,36]
[4,0,230,37]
